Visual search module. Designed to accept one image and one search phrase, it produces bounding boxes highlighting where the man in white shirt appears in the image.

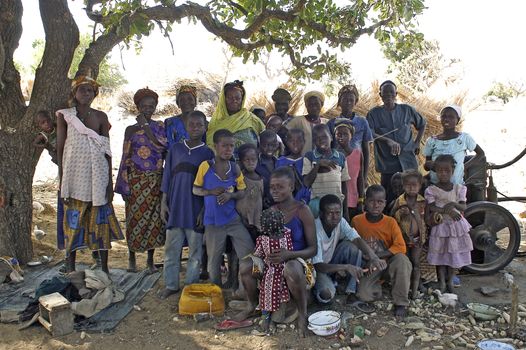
[312,194,386,304]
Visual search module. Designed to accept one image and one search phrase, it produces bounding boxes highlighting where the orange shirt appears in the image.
[351,214,407,256]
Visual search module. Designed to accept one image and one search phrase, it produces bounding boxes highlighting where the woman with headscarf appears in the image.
[206,80,265,151]
[164,85,199,147]
[286,91,328,155]
[115,88,168,273]
[56,75,124,274]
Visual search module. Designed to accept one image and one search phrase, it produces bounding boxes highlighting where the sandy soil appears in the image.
[2,179,526,349]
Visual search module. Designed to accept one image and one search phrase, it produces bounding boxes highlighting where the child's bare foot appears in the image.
[127,263,137,272]
[297,315,307,338]
[394,305,407,319]
[158,288,179,299]
[147,263,159,274]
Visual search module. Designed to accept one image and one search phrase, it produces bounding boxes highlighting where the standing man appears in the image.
[366,81,426,204]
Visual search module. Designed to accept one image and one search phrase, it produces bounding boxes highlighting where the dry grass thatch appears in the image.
[250,80,466,184]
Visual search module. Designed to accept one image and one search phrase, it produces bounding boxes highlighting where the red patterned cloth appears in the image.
[254,230,293,312]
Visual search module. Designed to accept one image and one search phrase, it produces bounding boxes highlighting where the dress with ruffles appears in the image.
[425,184,473,268]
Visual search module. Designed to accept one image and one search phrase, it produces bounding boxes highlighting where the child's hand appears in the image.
[207,187,225,196]
[318,159,337,169]
[448,208,462,221]
[368,257,387,273]
[216,192,232,205]
[268,249,291,264]
[346,265,368,281]
[136,113,148,126]
[424,160,435,171]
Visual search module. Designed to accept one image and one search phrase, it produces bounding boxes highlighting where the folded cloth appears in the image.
[71,270,124,318]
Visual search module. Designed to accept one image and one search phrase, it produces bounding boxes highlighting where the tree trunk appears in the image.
[0,129,40,263]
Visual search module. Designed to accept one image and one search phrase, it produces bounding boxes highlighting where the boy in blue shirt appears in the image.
[193,129,254,286]
[159,111,214,299]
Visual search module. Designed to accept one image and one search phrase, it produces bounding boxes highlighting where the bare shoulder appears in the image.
[93,109,108,123]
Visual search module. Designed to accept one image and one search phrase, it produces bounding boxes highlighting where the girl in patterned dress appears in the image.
[425,155,473,293]
[253,209,293,332]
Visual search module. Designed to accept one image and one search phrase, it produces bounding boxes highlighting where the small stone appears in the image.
[277,324,287,329]
[376,326,389,337]
[468,315,476,325]
[133,305,141,311]
[172,317,179,322]
[80,331,86,340]
[500,330,507,337]
[290,324,295,330]
[331,343,341,348]
[405,335,414,347]
[364,329,371,336]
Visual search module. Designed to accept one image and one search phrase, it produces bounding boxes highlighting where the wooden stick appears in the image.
[510,282,519,332]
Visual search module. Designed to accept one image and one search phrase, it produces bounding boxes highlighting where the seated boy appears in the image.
[193,129,254,287]
[351,185,412,318]
[312,194,386,304]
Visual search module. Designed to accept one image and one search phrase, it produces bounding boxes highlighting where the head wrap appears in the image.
[224,80,245,98]
[207,82,265,146]
[304,91,325,106]
[333,118,355,135]
[338,85,359,104]
[260,209,287,237]
[272,88,292,103]
[71,75,100,96]
[440,104,462,120]
[176,85,197,105]
[133,87,159,107]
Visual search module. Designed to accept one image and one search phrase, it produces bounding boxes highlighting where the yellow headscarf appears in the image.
[207,83,265,146]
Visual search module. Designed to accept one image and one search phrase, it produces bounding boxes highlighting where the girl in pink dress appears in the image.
[425,154,473,293]
[253,209,293,332]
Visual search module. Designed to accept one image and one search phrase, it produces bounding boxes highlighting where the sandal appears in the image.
[214,319,253,331]
[350,301,375,314]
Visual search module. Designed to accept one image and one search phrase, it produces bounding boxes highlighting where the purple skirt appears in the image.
[427,217,473,268]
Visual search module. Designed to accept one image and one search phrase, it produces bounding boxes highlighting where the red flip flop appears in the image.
[214,319,253,331]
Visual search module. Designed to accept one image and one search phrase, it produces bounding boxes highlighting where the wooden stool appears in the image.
[38,292,74,336]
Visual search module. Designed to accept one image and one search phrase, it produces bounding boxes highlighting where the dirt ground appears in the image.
[1,184,526,350]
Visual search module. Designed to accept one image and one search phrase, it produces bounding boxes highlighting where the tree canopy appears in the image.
[0,0,426,262]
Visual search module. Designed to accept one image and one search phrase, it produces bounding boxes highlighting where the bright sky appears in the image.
[15,0,526,100]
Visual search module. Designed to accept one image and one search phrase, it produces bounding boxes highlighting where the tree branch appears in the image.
[0,0,26,128]
[29,0,79,129]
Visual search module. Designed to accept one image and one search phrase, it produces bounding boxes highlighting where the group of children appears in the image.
[33,78,483,327]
